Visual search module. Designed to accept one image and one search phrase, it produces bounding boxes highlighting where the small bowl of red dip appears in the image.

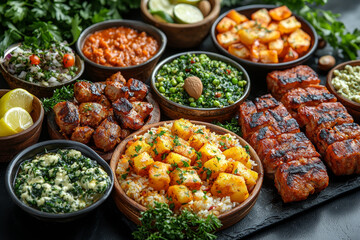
[77,20,167,82]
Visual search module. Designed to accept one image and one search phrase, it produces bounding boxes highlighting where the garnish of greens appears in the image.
[41,84,74,113]
[214,118,242,137]
[132,202,222,240]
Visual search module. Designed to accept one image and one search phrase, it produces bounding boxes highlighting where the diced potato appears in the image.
[164,152,191,169]
[288,29,311,55]
[238,29,259,45]
[232,161,258,191]
[170,168,202,190]
[228,43,250,59]
[251,8,271,26]
[149,162,171,191]
[150,135,174,160]
[125,140,151,157]
[268,38,284,54]
[167,185,193,208]
[216,17,237,33]
[226,10,248,24]
[189,133,208,151]
[173,137,197,163]
[259,50,279,63]
[250,40,268,62]
[258,30,281,43]
[268,22,279,31]
[223,146,251,168]
[217,31,241,48]
[172,119,193,141]
[238,20,256,29]
[132,152,154,176]
[278,16,301,34]
[198,142,225,163]
[200,157,228,180]
[211,173,249,203]
[282,47,299,62]
[269,6,292,21]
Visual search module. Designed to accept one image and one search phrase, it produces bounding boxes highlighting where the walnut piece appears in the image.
[184,76,203,99]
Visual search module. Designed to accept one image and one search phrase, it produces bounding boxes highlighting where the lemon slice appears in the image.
[173,3,204,24]
[0,88,33,117]
[0,107,34,136]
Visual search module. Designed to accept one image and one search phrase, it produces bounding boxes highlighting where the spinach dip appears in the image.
[14,149,110,213]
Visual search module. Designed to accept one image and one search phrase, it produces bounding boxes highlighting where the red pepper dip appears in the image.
[82,27,159,67]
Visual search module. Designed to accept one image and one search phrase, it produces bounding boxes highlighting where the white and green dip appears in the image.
[332,64,360,103]
[2,42,78,86]
[14,149,111,213]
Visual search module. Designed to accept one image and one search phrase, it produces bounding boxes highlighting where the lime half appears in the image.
[170,0,201,5]
[148,0,174,17]
[173,3,204,24]
[150,10,175,23]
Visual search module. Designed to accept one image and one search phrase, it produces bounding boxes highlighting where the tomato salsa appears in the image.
[82,27,159,67]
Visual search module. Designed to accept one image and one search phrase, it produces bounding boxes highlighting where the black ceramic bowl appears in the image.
[150,51,250,122]
[5,140,114,222]
[76,19,167,82]
[211,4,318,71]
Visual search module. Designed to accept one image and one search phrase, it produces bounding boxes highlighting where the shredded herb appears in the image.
[213,118,242,137]
[41,84,74,113]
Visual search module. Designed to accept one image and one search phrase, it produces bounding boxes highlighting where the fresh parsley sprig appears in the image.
[41,84,74,113]
[214,118,242,137]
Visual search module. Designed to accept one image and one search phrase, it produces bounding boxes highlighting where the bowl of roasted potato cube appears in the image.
[211,5,318,71]
[110,119,263,229]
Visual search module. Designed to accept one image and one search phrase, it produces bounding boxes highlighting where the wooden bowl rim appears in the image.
[326,60,360,109]
[210,4,319,68]
[140,0,221,28]
[150,51,251,111]
[110,120,264,223]
[0,89,44,140]
[76,19,167,71]
[1,43,84,88]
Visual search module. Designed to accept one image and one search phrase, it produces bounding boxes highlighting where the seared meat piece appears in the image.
[248,126,278,151]
[267,65,321,99]
[74,81,102,103]
[254,94,280,112]
[119,128,132,139]
[131,101,154,119]
[315,123,360,155]
[274,157,329,203]
[79,102,108,128]
[297,102,353,141]
[106,72,127,85]
[93,82,106,94]
[93,119,121,152]
[97,95,112,109]
[71,126,94,144]
[127,78,148,101]
[53,101,80,135]
[325,138,360,175]
[104,80,126,102]
[112,98,144,130]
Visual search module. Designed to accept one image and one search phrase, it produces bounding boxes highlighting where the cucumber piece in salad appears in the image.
[173,3,204,24]
[148,0,174,17]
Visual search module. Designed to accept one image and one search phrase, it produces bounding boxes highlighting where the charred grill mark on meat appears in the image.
[53,101,80,135]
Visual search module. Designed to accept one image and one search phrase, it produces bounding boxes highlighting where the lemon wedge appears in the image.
[0,107,34,137]
[0,88,34,118]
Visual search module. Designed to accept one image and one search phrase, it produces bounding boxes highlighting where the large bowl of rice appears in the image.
[109,119,263,229]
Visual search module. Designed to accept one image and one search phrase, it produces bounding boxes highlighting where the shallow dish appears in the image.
[0,89,44,162]
[326,60,360,121]
[0,43,84,98]
[150,51,250,122]
[76,20,166,82]
[5,139,114,222]
[110,120,263,229]
[141,0,220,48]
[211,4,318,71]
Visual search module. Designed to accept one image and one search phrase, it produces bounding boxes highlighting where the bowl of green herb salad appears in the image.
[151,51,250,122]
[1,43,84,98]
[5,140,113,222]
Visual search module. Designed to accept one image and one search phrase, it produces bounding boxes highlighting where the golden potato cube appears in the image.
[250,40,268,62]
[232,161,258,191]
[228,43,250,59]
[164,152,191,169]
[226,10,248,24]
[217,31,241,48]
[268,22,279,31]
[149,162,171,191]
[223,146,251,168]
[170,168,202,190]
[251,8,271,26]
[211,173,249,203]
[258,30,281,43]
[259,50,279,63]
[173,138,197,163]
[167,185,193,209]
[238,29,259,45]
[198,142,225,163]
[216,17,237,33]
[125,140,151,157]
[288,29,311,55]
[268,38,284,54]
[269,6,292,21]
[278,16,301,34]
[150,135,174,161]
[200,157,228,180]
[132,152,154,176]
[172,119,194,141]
[238,20,256,30]
[282,47,299,62]
[189,133,208,151]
